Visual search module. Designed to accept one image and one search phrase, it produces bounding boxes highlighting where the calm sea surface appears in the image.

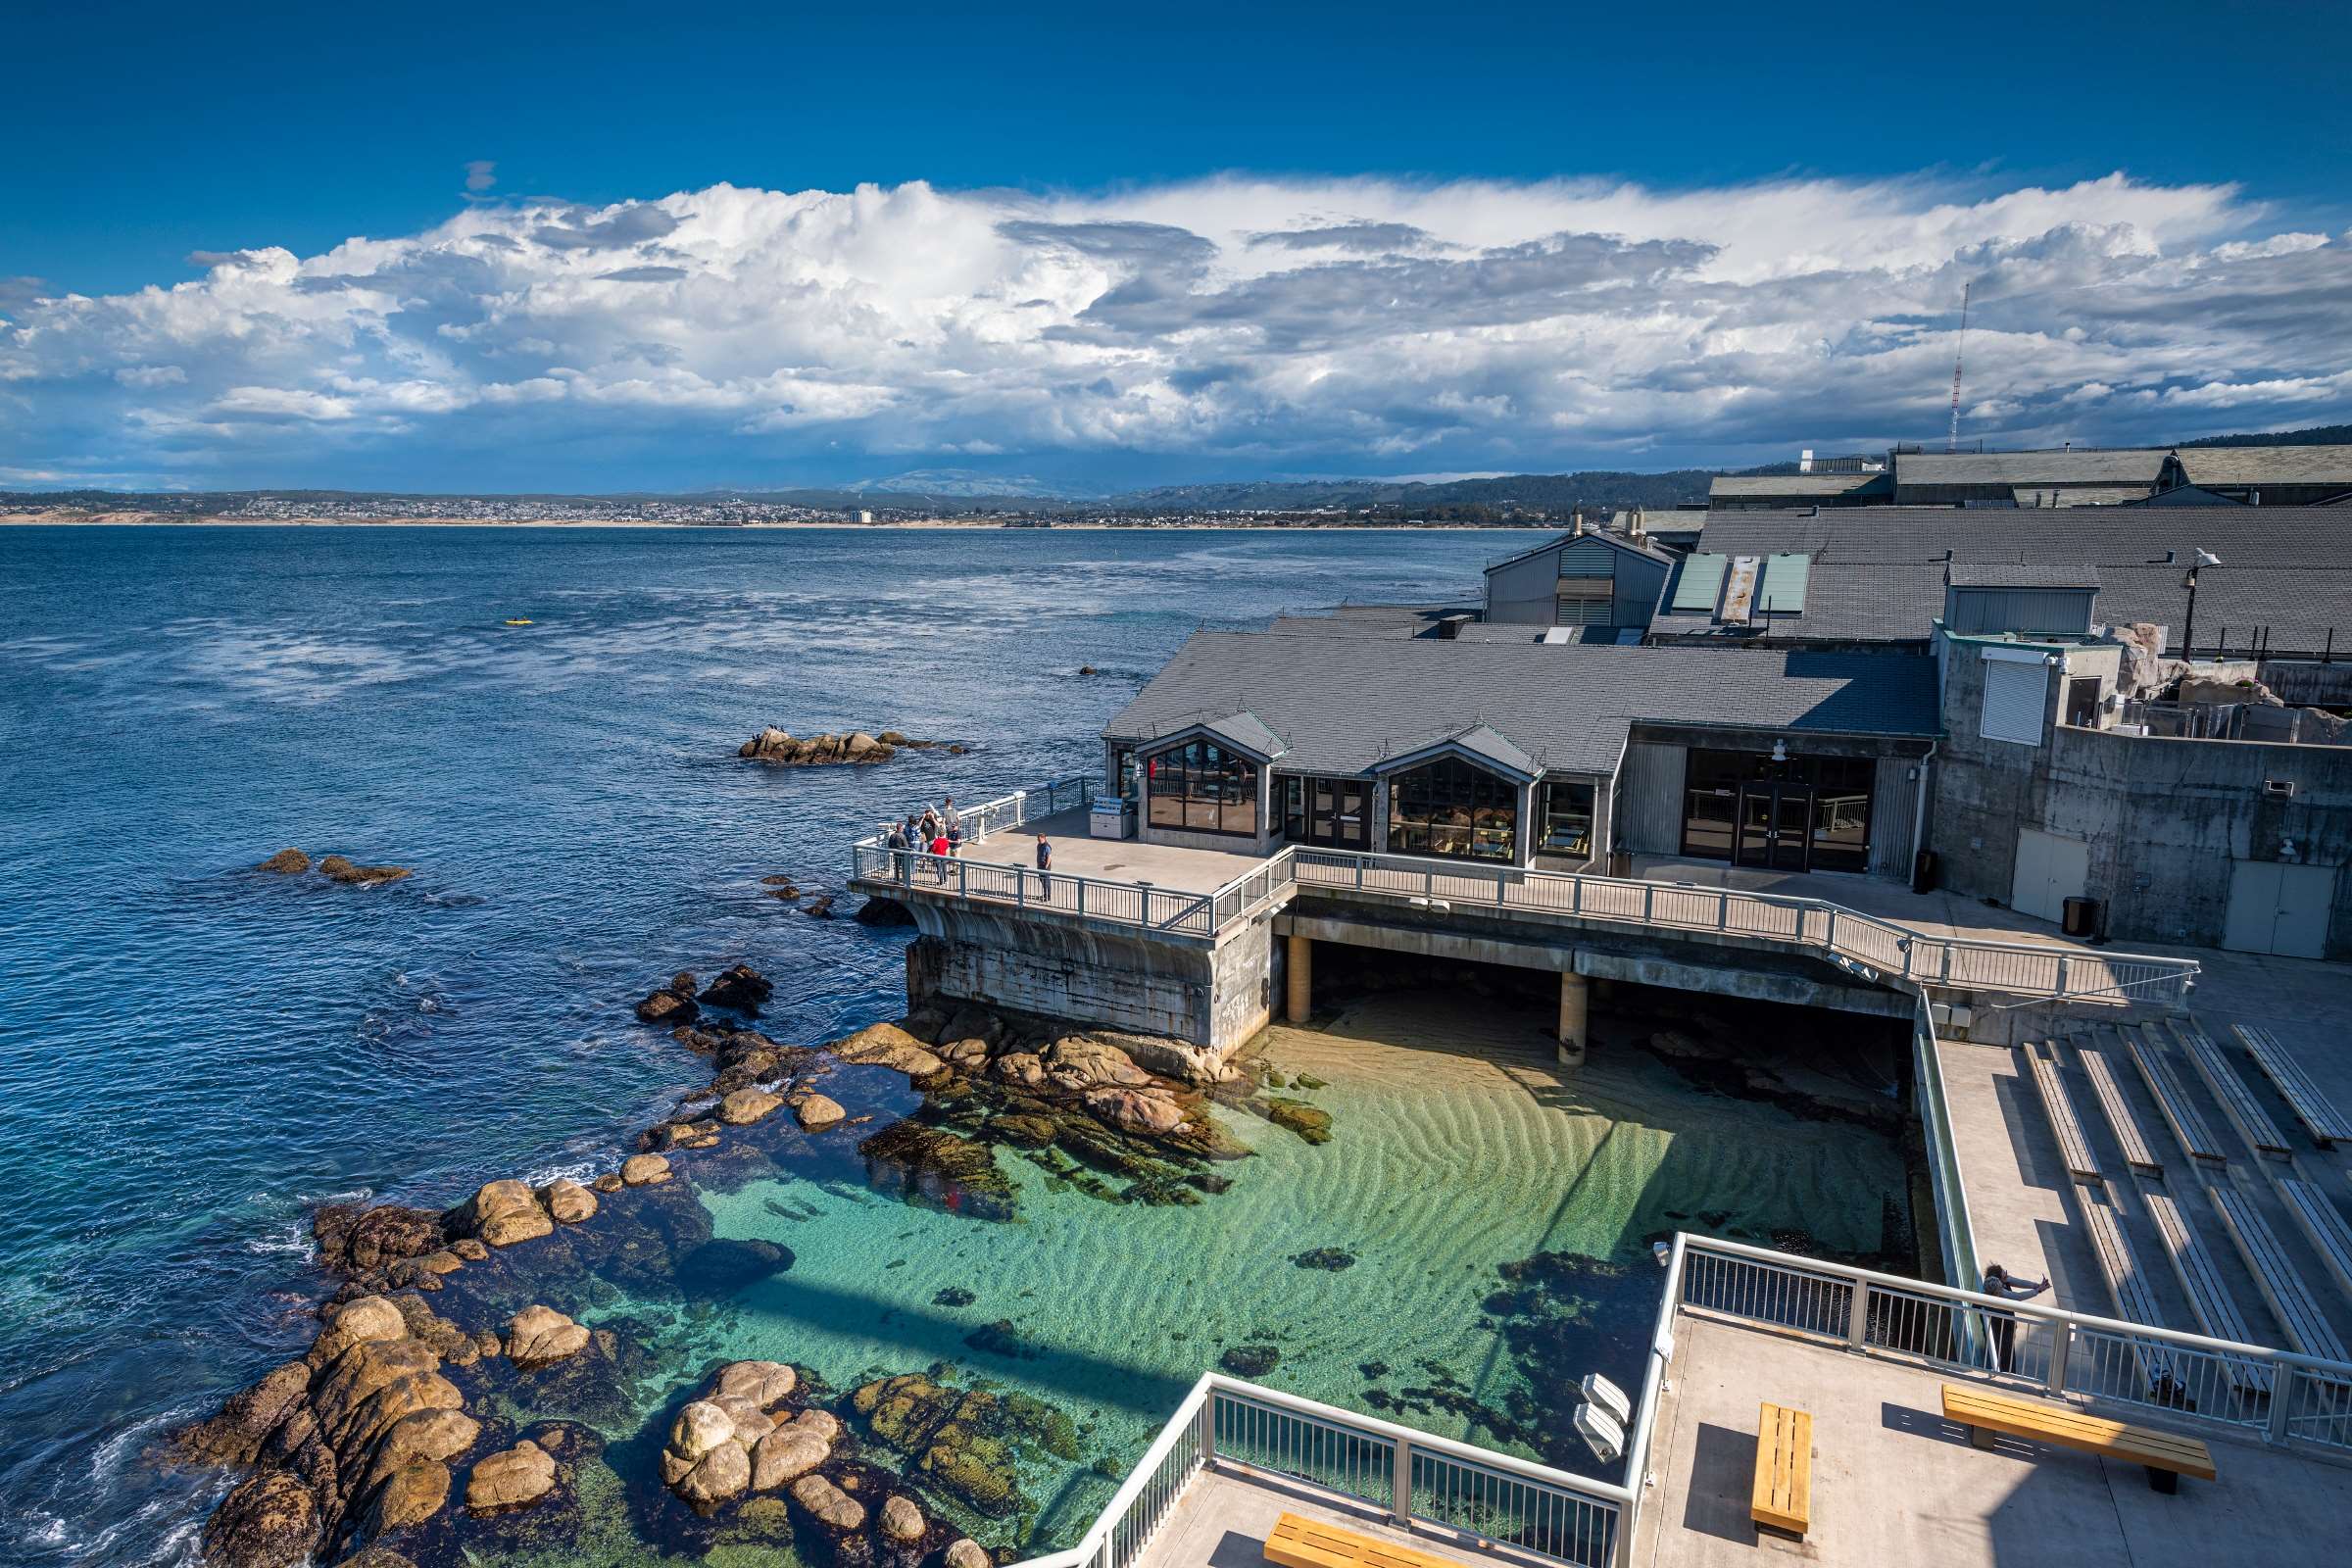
[0,525,1906,1565]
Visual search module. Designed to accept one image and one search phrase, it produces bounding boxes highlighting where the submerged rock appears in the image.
[503,1305,591,1369]
[465,1440,557,1514]
[1220,1345,1280,1377]
[313,1204,447,1274]
[794,1093,847,1131]
[256,848,311,874]
[789,1472,865,1531]
[318,855,412,885]
[1292,1249,1356,1272]
[718,1088,784,1125]
[1262,1097,1332,1145]
[858,1120,1015,1220]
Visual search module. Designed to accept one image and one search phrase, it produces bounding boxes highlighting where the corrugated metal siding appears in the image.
[1617,743,1687,855]
[1868,756,1919,880]
[1945,587,2095,635]
[1486,547,1562,624]
[1613,555,1668,631]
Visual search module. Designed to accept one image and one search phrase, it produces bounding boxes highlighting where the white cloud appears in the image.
[3,173,2348,487]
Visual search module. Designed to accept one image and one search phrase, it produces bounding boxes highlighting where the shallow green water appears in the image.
[543,992,1911,1558]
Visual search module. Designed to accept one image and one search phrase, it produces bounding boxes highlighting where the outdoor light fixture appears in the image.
[1651,1240,1672,1267]
[2181,548,2222,656]
[1770,739,1788,762]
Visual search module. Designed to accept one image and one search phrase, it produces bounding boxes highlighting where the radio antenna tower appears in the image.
[1945,280,1972,453]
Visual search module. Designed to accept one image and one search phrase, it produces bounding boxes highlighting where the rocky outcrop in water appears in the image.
[503,1305,590,1370]
[257,849,311,874]
[634,972,701,1026]
[737,729,955,765]
[318,856,413,885]
[698,963,773,1014]
[659,1360,822,1513]
[464,1440,557,1514]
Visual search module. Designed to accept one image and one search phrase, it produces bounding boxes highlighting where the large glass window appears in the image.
[1145,739,1258,836]
[1538,779,1596,858]
[1110,746,1139,801]
[1388,757,1519,862]
[1680,748,1877,874]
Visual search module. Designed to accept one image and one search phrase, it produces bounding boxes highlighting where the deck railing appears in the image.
[1022,1373,1631,1568]
[849,781,2201,1004]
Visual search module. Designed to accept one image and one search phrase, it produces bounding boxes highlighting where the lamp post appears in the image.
[2180,549,2221,660]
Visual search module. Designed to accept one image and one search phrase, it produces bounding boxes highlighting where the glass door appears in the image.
[1736,783,1812,871]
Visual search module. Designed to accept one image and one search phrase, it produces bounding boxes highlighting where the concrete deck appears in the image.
[1635,1312,2352,1568]
[958,808,1263,895]
[1132,1468,1554,1568]
[1629,855,2090,954]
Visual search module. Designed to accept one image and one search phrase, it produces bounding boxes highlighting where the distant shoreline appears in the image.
[0,514,1559,532]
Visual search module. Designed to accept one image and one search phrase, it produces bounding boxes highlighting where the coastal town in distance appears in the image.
[7,8,2352,1568]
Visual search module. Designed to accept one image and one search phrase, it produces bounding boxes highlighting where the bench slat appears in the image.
[2206,1182,2349,1361]
[2027,1041,2104,1187]
[2168,1019,2291,1158]
[1750,1401,1811,1536]
[2235,1024,2352,1147]
[2139,1184,2272,1395]
[2277,1176,2352,1312]
[2077,1034,2162,1178]
[1940,1385,2217,1480]
[2123,1025,2227,1165]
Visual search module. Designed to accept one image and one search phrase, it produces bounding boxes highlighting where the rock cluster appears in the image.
[254,849,412,884]
[850,1371,1076,1518]
[737,728,956,765]
[657,1360,835,1512]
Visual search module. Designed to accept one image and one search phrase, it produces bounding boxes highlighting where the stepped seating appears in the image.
[2205,1182,2348,1361]
[2139,1185,2271,1396]
[2073,1192,2178,1396]
[2166,1019,2291,1160]
[2026,1041,2103,1188]
[2234,1024,2352,1149]
[2277,1177,2352,1310]
[2075,1035,2162,1178]
[2122,1025,2226,1166]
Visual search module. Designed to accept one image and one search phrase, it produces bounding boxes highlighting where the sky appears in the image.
[4,0,2350,493]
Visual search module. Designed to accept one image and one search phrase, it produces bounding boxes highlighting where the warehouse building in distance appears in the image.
[1709,441,2352,511]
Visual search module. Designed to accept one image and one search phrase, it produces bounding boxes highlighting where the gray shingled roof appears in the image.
[1375,722,1541,780]
[1484,526,1676,573]
[2176,445,2352,487]
[1710,473,1885,498]
[1130,709,1289,760]
[1947,563,2101,588]
[1104,632,1940,776]
[1685,508,2352,652]
[1896,449,2169,486]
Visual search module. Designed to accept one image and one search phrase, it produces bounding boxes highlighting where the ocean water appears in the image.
[0,525,1909,1566]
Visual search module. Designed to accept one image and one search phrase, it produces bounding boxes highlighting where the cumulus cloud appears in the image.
[3,172,2349,487]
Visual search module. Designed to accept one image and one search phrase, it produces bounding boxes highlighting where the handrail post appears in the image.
[2268,1366,2294,1444]
[1825,907,1838,954]
[2056,956,2072,999]
[1390,1434,1412,1526]
[1572,874,1583,914]
[1847,1281,1871,1349]
[1642,884,1654,923]
[957,859,967,899]
[2044,1320,2072,1395]
[1076,879,1086,917]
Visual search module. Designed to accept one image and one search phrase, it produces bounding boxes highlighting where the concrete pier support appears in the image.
[1286,934,1312,1024]
[1556,971,1589,1066]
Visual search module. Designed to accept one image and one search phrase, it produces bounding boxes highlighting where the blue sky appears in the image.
[4,0,2350,492]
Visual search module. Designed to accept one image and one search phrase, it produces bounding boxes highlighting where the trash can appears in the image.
[1606,848,1633,878]
[2062,896,2104,939]
[1911,849,1939,895]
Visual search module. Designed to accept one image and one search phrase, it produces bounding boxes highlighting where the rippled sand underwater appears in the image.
[521,991,1910,1561]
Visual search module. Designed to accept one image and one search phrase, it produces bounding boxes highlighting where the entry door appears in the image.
[1736,784,1811,871]
[2010,827,2089,925]
[2225,860,2338,958]
[1311,780,1369,851]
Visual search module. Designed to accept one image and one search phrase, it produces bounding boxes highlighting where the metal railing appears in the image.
[1024,1373,1630,1568]
[1671,1235,2352,1459]
[1907,995,1982,1296]
[848,780,2202,1005]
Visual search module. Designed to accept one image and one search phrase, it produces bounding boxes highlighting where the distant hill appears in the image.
[2177,423,2352,449]
[1102,470,1712,513]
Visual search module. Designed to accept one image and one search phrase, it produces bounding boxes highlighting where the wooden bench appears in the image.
[1265,1512,1451,1568]
[1751,1401,1812,1539]
[2278,1176,2352,1311]
[2206,1182,2349,1361]
[2139,1184,2271,1396]
[2123,1024,2227,1166]
[1941,1383,2216,1493]
[2076,1035,2162,1178]
[2167,1019,2291,1160]
[2027,1041,2104,1188]
[2235,1024,2352,1148]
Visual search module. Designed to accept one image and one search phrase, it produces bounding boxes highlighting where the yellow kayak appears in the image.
[503,618,534,626]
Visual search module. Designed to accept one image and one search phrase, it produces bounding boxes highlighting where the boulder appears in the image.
[669,1400,737,1464]
[177,1358,314,1465]
[317,855,412,885]
[358,1408,480,1494]
[1262,1098,1331,1146]
[465,1440,558,1514]
[311,1295,410,1365]
[313,1203,447,1273]
[789,1473,866,1532]
[359,1459,451,1536]
[539,1177,597,1224]
[1102,1031,1227,1086]
[503,1304,591,1369]
[740,728,917,766]
[451,1179,553,1248]
[831,1022,947,1079]
[635,988,699,1026]
[947,1540,993,1568]
[256,848,311,874]
[699,963,774,1014]
[202,1469,320,1568]
[1084,1086,1185,1136]
[621,1153,672,1187]
[590,1173,623,1194]
[991,1053,1047,1090]
[803,895,838,919]
[939,1003,1005,1048]
[711,1359,799,1409]
[718,1088,784,1125]
[673,1436,752,1511]
[1046,1036,1152,1091]
[794,1093,846,1131]
[750,1422,830,1491]
[880,1494,926,1543]
[936,1038,992,1071]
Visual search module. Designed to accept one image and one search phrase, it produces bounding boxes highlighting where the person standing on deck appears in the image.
[943,795,963,857]
[1035,832,1053,900]
[886,820,910,880]
[1979,1263,2049,1371]
[929,828,952,882]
